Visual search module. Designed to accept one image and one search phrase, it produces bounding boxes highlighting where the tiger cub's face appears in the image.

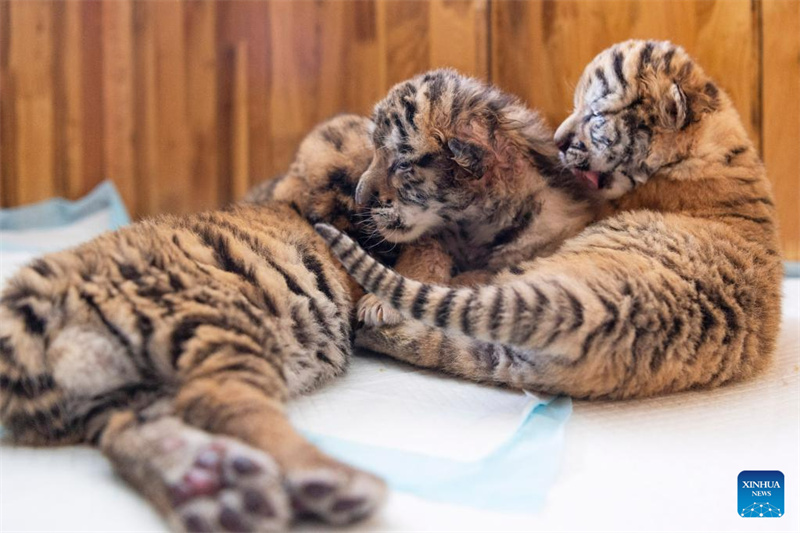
[355,70,510,243]
[555,40,721,199]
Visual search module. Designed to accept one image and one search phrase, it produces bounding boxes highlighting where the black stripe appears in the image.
[403,99,418,131]
[596,292,619,334]
[638,42,654,76]
[568,322,604,368]
[326,167,356,197]
[390,277,406,308]
[291,307,313,348]
[80,382,163,436]
[698,212,773,225]
[337,242,358,264]
[413,152,436,168]
[0,372,55,399]
[489,288,504,340]
[12,303,47,335]
[307,298,334,337]
[509,288,527,344]
[392,112,408,141]
[697,281,740,345]
[716,196,774,209]
[300,250,337,304]
[265,258,306,297]
[316,350,334,366]
[193,359,267,380]
[320,126,344,151]
[80,291,136,361]
[541,313,565,348]
[193,225,257,284]
[169,315,253,367]
[696,296,718,348]
[4,402,70,441]
[724,145,748,165]
[434,289,457,328]
[411,285,431,320]
[30,259,54,278]
[613,51,628,88]
[461,293,476,336]
[449,91,465,123]
[360,260,381,290]
[370,267,389,293]
[518,284,548,345]
[563,287,584,331]
[327,231,344,249]
[0,336,15,365]
[596,68,610,96]
[520,283,550,345]
[663,48,676,74]
[191,339,263,367]
[425,71,446,104]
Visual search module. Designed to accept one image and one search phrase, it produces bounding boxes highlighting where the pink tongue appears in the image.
[581,171,600,189]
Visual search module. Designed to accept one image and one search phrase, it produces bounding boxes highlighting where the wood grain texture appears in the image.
[763,0,800,260]
[0,0,797,258]
[9,0,55,204]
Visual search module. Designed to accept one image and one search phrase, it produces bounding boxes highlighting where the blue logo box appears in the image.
[738,470,784,517]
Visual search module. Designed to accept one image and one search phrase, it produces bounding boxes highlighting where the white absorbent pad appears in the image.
[0,182,571,518]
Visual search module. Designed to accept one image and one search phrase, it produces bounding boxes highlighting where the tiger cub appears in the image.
[352,68,596,324]
[316,40,782,400]
[0,115,388,532]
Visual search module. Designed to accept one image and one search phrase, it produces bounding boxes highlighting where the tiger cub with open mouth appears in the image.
[317,41,782,400]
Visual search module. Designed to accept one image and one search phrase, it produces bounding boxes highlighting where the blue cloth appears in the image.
[0,181,129,231]
[307,397,571,512]
[0,181,130,253]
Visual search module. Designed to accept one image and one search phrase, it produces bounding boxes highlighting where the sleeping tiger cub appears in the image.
[0,115,389,532]
[351,68,596,325]
[316,40,782,400]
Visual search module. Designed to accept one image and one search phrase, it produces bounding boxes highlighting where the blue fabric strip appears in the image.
[0,181,130,231]
[305,396,572,513]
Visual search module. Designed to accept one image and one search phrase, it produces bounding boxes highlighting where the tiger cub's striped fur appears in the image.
[357,68,593,270]
[317,40,782,400]
[0,115,387,532]
[353,69,596,324]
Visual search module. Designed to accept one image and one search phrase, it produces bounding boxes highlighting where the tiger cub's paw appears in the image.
[161,435,290,532]
[357,294,404,327]
[285,461,387,525]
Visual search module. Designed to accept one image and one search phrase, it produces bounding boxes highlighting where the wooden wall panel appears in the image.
[763,0,800,260]
[9,1,55,204]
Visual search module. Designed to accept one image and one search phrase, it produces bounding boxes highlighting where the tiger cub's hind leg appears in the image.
[100,409,290,533]
[174,352,386,526]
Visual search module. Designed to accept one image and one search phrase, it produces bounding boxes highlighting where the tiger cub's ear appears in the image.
[447,138,486,178]
[659,80,720,131]
[660,83,689,130]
